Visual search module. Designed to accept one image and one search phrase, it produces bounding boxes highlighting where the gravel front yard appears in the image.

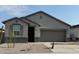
[0,42,79,54]
[0,43,52,54]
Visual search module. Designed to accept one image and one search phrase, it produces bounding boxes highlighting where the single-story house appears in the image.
[2,11,71,43]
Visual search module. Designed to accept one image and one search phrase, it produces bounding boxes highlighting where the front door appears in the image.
[28,26,35,42]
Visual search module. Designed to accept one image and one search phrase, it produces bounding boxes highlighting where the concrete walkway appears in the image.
[43,42,79,53]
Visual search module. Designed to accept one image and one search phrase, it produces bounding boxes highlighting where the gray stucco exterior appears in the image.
[27,11,71,41]
[27,12,70,29]
[3,11,71,42]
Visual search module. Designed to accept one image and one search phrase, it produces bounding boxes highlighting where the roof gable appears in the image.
[2,17,40,26]
[2,11,71,27]
[25,11,71,27]
[2,17,27,24]
[20,17,40,26]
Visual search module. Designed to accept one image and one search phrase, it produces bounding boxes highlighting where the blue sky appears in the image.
[0,5,79,27]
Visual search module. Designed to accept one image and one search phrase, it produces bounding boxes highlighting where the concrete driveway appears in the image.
[43,42,79,53]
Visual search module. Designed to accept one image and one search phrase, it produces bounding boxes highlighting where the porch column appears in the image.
[65,28,71,41]
[35,26,40,42]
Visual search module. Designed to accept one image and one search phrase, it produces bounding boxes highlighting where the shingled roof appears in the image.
[2,11,71,27]
[72,24,79,28]
[2,17,40,26]
[24,11,71,27]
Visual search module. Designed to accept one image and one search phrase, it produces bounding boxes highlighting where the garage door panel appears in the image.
[40,30,66,42]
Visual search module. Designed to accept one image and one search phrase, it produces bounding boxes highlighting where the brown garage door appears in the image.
[40,30,66,42]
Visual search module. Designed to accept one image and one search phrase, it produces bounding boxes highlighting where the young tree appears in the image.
[8,31,15,48]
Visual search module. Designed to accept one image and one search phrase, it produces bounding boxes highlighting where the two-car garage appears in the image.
[40,29,66,42]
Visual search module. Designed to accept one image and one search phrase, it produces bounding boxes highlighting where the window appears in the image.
[12,24,22,36]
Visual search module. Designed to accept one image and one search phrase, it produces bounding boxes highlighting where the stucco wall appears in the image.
[4,19,40,40]
[5,19,28,38]
[27,13,70,29]
[35,26,40,38]
[27,13,70,41]
[65,29,71,41]
[71,28,79,38]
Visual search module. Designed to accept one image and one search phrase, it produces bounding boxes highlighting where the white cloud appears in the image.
[0,5,31,17]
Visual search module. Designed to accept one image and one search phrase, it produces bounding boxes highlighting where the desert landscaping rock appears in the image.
[0,43,52,54]
[0,42,79,53]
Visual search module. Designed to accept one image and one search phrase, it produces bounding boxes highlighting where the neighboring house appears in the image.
[2,11,71,43]
[0,28,5,33]
[70,25,79,41]
[0,28,5,43]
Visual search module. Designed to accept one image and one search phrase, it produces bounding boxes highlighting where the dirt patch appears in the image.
[0,43,52,54]
[24,44,52,53]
